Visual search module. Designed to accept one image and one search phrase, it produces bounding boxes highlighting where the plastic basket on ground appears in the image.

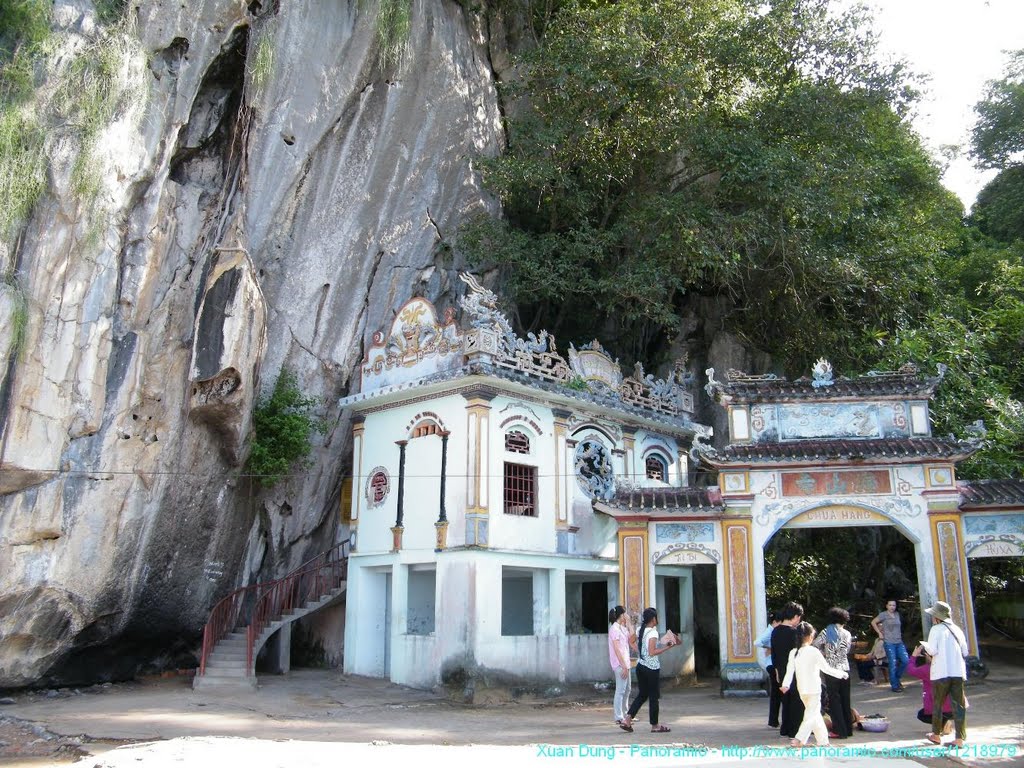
[860,717,890,733]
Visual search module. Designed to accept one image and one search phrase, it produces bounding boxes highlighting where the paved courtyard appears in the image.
[0,658,1022,767]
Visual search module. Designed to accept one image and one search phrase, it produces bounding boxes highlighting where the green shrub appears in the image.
[0,106,45,237]
[246,369,327,488]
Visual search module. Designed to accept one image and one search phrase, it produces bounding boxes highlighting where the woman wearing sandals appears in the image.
[619,607,680,734]
[780,621,848,748]
[608,606,637,726]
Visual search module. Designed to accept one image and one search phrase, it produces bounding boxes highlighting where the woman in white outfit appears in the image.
[607,606,636,725]
[781,621,849,747]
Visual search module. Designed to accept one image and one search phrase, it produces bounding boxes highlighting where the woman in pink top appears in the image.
[608,606,636,725]
[907,643,953,733]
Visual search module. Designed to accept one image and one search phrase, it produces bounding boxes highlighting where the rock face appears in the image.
[0,0,503,686]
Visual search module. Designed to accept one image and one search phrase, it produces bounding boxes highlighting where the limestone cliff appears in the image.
[0,0,505,686]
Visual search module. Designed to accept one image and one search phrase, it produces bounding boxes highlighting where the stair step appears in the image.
[205,659,247,671]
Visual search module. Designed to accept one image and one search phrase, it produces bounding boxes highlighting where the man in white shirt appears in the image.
[919,600,969,747]
[756,611,782,728]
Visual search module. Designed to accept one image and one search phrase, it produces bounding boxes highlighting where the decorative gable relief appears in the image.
[361,298,463,393]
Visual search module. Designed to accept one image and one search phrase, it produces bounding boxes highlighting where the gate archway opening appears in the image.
[763,521,920,641]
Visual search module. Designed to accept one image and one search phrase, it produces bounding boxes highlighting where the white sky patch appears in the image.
[837,0,1024,209]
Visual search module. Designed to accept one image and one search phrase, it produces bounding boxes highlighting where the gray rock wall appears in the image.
[0,0,503,686]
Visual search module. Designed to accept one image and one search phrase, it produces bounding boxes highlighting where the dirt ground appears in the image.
[0,660,1022,767]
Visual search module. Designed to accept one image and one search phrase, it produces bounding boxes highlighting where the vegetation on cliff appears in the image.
[246,370,327,488]
[0,0,144,241]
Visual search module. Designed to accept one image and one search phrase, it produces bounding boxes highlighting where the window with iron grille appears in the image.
[646,454,668,481]
[503,462,537,516]
[505,429,531,454]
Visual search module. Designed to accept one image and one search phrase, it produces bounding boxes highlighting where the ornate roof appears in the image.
[697,436,979,467]
[342,273,710,434]
[705,361,944,404]
[340,359,710,437]
[593,486,724,516]
[958,479,1024,508]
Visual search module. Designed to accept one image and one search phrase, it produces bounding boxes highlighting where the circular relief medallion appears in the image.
[365,466,390,507]
[575,438,615,501]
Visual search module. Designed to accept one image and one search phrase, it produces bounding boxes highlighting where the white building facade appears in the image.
[338,276,1022,695]
[339,275,709,689]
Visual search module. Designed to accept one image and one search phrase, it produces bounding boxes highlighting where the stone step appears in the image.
[208,658,248,668]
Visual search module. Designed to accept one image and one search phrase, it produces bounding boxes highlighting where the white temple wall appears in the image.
[354,394,467,553]
[486,395,557,552]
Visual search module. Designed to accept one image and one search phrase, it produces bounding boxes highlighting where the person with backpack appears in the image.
[919,600,969,747]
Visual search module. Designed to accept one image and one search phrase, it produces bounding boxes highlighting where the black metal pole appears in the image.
[438,431,449,523]
[395,440,407,528]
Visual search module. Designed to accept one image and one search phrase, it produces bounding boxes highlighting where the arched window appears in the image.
[505,430,531,454]
[646,454,668,482]
[412,420,440,438]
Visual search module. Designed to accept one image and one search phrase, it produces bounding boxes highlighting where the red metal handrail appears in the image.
[246,539,350,673]
[199,583,260,675]
[197,539,350,677]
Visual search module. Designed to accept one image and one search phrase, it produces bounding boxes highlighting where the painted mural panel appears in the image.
[655,523,715,543]
[964,514,1024,536]
[726,526,753,659]
[622,535,646,617]
[782,469,891,497]
[780,404,880,440]
[963,513,1024,559]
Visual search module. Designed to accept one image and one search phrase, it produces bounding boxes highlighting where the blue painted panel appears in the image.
[779,404,880,440]
[964,514,1024,536]
[655,523,714,543]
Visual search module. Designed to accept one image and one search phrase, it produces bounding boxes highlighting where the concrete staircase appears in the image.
[194,541,349,692]
[193,582,346,691]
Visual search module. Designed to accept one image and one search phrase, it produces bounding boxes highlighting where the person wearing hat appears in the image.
[919,600,969,747]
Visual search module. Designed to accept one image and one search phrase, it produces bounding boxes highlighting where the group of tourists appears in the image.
[756,599,970,748]
[609,598,970,748]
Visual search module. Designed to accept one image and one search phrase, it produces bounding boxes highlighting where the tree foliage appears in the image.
[460,0,1024,477]
[971,49,1024,170]
[461,0,958,369]
[246,370,327,488]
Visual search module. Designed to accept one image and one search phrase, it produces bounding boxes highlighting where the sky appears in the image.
[840,0,1024,210]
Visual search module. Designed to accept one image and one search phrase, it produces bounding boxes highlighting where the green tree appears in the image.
[971,49,1024,171]
[461,0,959,370]
[246,370,327,488]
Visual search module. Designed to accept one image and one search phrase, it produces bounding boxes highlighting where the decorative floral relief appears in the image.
[892,402,908,429]
[655,523,714,543]
[750,405,767,433]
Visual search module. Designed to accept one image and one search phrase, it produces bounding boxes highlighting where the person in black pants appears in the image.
[814,607,854,739]
[757,610,783,728]
[619,607,681,734]
[771,601,806,738]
